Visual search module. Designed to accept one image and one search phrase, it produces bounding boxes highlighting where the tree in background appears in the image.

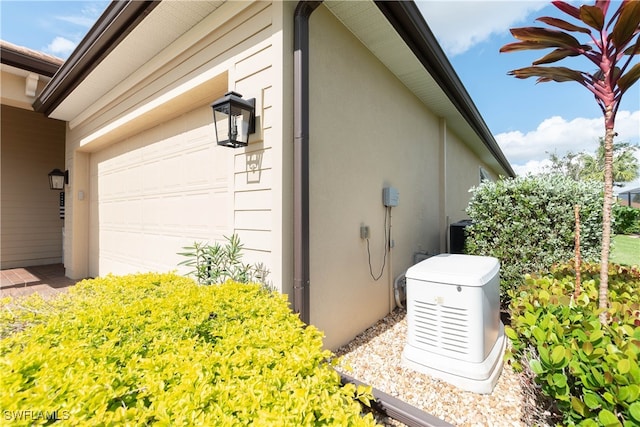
[500,0,640,322]
[546,150,588,181]
[581,138,639,185]
[546,138,639,186]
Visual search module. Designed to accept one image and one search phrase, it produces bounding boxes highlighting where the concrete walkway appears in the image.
[0,264,80,298]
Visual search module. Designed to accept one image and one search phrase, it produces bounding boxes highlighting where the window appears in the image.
[479,167,492,183]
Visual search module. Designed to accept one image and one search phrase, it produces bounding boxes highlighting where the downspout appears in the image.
[293,0,322,324]
[439,117,448,253]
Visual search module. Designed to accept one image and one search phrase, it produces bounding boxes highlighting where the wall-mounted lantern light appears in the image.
[48,169,68,190]
[211,91,255,148]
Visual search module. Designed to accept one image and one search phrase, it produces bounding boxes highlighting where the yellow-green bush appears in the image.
[0,273,376,426]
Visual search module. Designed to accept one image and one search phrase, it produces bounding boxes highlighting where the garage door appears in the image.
[88,108,233,277]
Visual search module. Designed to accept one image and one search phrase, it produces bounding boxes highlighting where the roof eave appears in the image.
[0,42,62,77]
[31,0,515,178]
[33,0,161,116]
[374,1,516,178]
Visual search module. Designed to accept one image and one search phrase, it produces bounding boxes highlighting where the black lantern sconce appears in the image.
[48,169,68,190]
[211,91,256,148]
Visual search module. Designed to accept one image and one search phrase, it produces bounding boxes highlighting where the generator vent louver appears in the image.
[402,254,506,394]
[413,300,470,355]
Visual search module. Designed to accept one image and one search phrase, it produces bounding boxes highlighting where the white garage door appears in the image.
[88,108,233,277]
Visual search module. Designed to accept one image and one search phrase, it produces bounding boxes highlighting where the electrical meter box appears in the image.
[402,254,505,394]
[382,187,399,207]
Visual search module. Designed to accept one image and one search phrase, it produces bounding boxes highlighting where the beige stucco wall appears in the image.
[0,104,66,268]
[63,2,290,292]
[444,130,499,226]
[307,6,502,349]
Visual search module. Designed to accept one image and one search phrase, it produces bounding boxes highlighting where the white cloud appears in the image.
[496,110,640,173]
[415,1,546,56]
[512,159,552,176]
[56,15,96,28]
[45,36,78,58]
[612,110,640,143]
[40,2,108,59]
[56,3,106,28]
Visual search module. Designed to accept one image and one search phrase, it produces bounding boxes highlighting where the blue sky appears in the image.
[1,0,639,186]
[416,0,639,185]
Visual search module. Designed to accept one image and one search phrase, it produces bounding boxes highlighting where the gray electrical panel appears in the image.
[383,187,399,207]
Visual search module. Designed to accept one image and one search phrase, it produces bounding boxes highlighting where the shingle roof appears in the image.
[0,40,63,77]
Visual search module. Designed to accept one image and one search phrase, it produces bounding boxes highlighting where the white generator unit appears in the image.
[402,254,505,394]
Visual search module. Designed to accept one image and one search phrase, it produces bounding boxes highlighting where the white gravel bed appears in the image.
[334,308,553,427]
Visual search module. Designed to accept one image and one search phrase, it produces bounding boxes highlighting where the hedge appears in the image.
[613,205,640,235]
[0,273,376,426]
[466,175,604,295]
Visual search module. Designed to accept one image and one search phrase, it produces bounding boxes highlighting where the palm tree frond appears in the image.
[622,36,639,56]
[618,62,640,92]
[580,5,606,31]
[500,40,570,53]
[533,48,583,65]
[552,1,581,20]
[611,1,640,49]
[536,16,592,34]
[510,27,583,49]
[508,66,586,84]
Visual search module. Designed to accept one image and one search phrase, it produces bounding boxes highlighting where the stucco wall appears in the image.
[309,7,443,349]
[62,1,288,289]
[444,131,496,224]
[307,6,501,349]
[0,105,66,268]
[443,130,501,252]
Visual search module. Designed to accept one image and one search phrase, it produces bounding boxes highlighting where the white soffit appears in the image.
[324,0,485,152]
[1,63,30,78]
[1,63,51,82]
[50,0,224,121]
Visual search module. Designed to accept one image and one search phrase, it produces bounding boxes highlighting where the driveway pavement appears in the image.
[0,264,79,299]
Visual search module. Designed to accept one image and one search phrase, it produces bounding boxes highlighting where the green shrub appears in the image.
[0,273,376,426]
[505,263,640,426]
[466,175,604,295]
[613,204,640,235]
[178,234,269,286]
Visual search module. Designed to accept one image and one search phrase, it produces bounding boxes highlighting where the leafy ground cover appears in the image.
[506,262,640,426]
[611,235,640,267]
[0,273,375,426]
